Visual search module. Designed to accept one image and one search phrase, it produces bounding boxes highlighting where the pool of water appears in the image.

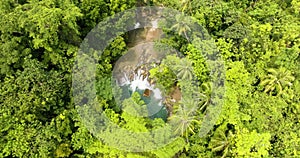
[119,82,168,121]
[113,13,173,120]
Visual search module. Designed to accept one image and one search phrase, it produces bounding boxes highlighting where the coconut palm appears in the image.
[209,129,234,158]
[260,67,295,96]
[173,58,194,81]
[177,80,211,114]
[180,97,198,112]
[180,0,192,13]
[169,103,200,141]
[170,14,191,41]
[198,82,212,112]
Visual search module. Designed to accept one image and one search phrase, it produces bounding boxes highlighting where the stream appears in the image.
[112,20,170,121]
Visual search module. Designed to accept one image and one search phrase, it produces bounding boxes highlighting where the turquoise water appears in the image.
[120,85,168,121]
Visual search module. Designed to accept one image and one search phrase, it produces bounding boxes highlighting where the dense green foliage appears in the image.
[1,0,300,157]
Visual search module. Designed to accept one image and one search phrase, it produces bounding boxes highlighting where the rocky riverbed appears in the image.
[112,18,182,121]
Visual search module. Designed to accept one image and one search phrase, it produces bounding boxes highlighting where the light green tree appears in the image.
[233,129,271,157]
[209,128,234,158]
[198,82,212,112]
[171,14,191,41]
[180,0,192,13]
[169,103,200,141]
[173,58,194,81]
[260,67,295,96]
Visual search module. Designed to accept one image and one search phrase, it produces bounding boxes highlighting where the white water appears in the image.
[114,18,164,107]
[119,69,163,103]
[134,22,141,29]
[130,69,150,91]
[151,19,158,29]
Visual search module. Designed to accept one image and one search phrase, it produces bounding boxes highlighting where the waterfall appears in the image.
[119,69,163,103]
[112,18,168,120]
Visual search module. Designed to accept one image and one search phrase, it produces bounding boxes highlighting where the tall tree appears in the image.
[209,127,234,158]
[171,14,192,41]
[169,102,200,141]
[260,67,295,96]
[173,58,194,81]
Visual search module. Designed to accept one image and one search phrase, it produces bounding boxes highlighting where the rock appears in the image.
[143,89,151,97]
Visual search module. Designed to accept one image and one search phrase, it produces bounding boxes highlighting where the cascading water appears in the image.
[116,66,167,121]
[112,15,169,121]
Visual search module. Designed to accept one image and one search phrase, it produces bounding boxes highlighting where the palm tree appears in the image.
[180,97,198,112]
[173,58,194,81]
[169,103,200,141]
[177,80,211,113]
[170,14,191,41]
[198,82,212,112]
[180,0,192,13]
[209,129,234,158]
[260,67,295,96]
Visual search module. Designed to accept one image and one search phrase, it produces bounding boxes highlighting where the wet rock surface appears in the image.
[112,18,181,120]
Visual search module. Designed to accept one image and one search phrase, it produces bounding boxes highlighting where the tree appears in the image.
[1,0,300,157]
[169,102,200,141]
[171,14,192,41]
[0,59,73,157]
[233,129,271,157]
[198,82,212,112]
[209,128,234,158]
[260,67,295,96]
[180,0,192,13]
[173,58,194,81]
[149,63,177,94]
